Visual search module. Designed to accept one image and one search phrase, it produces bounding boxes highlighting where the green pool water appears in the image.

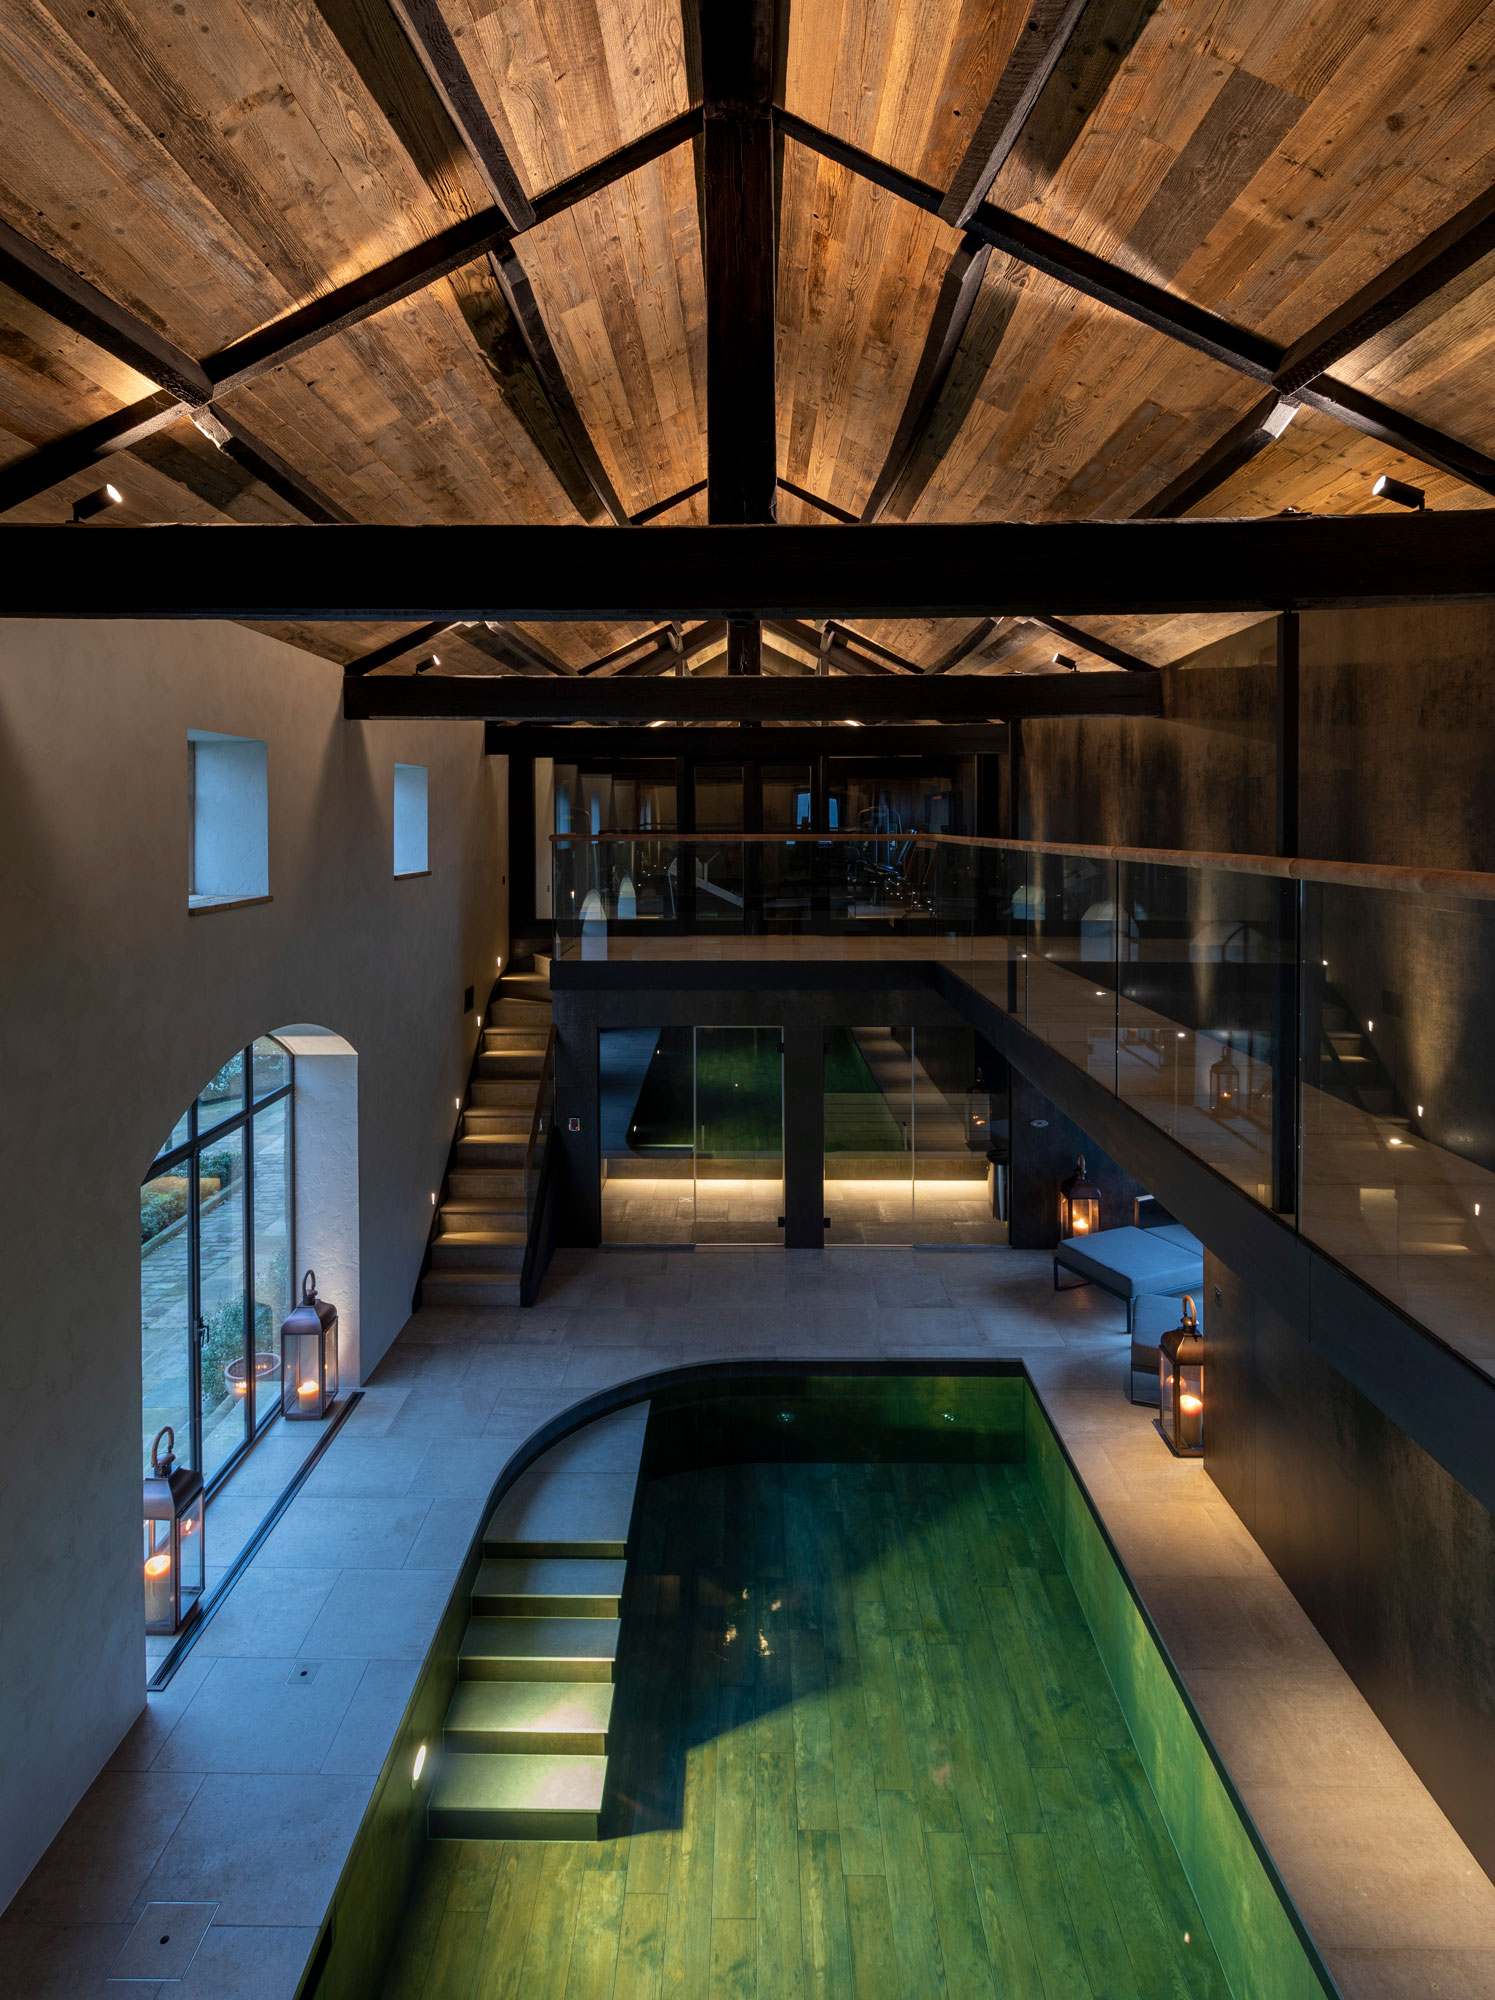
[359,1373,1333,2000]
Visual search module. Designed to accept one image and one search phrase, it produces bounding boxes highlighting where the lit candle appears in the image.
[1179,1394,1203,1414]
[144,1549,172,1626]
[297,1380,319,1402]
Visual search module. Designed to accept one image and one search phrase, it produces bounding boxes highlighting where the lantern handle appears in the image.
[150,1426,176,1477]
[301,1269,317,1301]
[1179,1295,1198,1329]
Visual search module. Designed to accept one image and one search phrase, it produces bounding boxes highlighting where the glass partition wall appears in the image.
[140,1037,294,1491]
[601,1027,784,1245]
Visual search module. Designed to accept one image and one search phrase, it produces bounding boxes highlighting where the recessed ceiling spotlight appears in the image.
[414,655,440,674]
[71,483,122,524]
[1373,473,1425,511]
[1052,652,1078,671]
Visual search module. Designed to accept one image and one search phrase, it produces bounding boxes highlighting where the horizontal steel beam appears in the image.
[3,514,1492,621]
[483,723,1011,756]
[348,668,1157,722]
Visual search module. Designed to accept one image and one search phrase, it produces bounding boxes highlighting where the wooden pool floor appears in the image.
[381,1459,1230,1999]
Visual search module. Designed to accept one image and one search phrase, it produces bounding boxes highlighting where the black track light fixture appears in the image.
[414,654,441,674]
[1052,651,1078,671]
[1372,473,1425,511]
[70,483,122,524]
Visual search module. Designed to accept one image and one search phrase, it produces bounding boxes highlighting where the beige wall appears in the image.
[0,619,508,1913]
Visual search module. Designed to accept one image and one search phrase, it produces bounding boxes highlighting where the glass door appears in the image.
[600,1027,695,1245]
[912,1027,1006,1246]
[693,1028,783,1244]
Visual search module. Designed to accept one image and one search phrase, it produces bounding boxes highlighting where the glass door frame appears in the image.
[143,1044,294,1495]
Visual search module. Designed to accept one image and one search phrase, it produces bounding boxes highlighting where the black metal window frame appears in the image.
[143,1038,295,1499]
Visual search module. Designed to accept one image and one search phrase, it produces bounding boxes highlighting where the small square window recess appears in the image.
[109,1902,217,1982]
[188,731,268,906]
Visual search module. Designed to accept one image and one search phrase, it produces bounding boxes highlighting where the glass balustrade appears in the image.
[554,832,1495,1380]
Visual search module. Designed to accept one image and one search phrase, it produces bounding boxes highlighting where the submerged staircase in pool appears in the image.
[422,967,552,1309]
[428,1403,650,1840]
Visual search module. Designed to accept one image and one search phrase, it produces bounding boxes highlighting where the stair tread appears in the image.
[462,1615,621,1664]
[429,1751,607,1813]
[445,1679,613,1742]
[477,1557,626,1596]
[438,1229,527,1245]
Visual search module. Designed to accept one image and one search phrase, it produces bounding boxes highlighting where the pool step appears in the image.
[472,1557,626,1617]
[427,1751,608,1841]
[432,1405,650,1844]
[460,1615,621,1681]
[443,1680,613,1753]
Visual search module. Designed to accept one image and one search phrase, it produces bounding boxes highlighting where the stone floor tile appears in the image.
[298,1568,452,1659]
[0,1919,142,1999]
[8,1769,204,1925]
[319,1659,421,1778]
[107,1651,215,1773]
[256,1495,430,1571]
[150,1657,366,1776]
[171,1925,317,1997]
[138,1774,374,1928]
[300,1436,421,1500]
[403,1496,484,1571]
[190,1567,338,1661]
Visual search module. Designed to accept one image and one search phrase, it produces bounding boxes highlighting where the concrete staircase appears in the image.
[422,969,553,1309]
[428,1405,650,1841]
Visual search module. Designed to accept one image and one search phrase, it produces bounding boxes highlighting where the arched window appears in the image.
[140,1037,294,1491]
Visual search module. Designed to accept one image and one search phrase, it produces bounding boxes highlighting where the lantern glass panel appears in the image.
[1209,1048,1241,1116]
[1177,1361,1204,1453]
[143,1519,175,1632]
[1067,1186,1101,1236]
[284,1330,326,1416]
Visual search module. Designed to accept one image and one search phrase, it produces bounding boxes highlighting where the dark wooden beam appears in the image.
[11,516,1494,621]
[0,218,212,406]
[0,392,183,516]
[860,239,992,522]
[460,623,576,676]
[701,0,778,523]
[486,723,1011,756]
[1029,613,1155,672]
[777,477,858,524]
[939,0,1095,227]
[726,617,765,674]
[630,479,707,526]
[384,0,535,228]
[925,617,999,674]
[346,621,456,677]
[1133,394,1292,518]
[824,622,922,672]
[349,664,1159,722]
[487,244,628,525]
[764,617,897,676]
[621,619,730,674]
[780,112,1495,498]
[577,625,678,676]
[190,408,359,525]
[1273,183,1495,396]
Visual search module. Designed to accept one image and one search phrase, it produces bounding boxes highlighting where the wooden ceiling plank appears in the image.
[577,625,678,675]
[940,0,1097,227]
[702,0,778,523]
[782,110,1495,502]
[0,215,210,406]
[488,243,629,525]
[631,479,709,525]
[383,0,536,228]
[1134,392,1291,519]
[924,617,999,674]
[860,236,992,521]
[776,476,858,523]
[190,406,359,526]
[1272,181,1495,396]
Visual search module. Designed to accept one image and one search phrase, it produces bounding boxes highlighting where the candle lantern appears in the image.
[1060,1155,1102,1238]
[280,1269,338,1419]
[143,1427,203,1634]
[1209,1039,1241,1117]
[1159,1296,1205,1456]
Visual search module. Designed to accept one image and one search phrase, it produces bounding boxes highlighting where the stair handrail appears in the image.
[523,1025,558,1240]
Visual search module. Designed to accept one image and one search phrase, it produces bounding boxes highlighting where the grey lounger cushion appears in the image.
[1056,1225,1202,1298]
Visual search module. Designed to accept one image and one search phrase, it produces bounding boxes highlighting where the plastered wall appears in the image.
[0,618,508,1914]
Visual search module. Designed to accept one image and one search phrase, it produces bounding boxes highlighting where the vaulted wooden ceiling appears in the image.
[3,0,1493,685]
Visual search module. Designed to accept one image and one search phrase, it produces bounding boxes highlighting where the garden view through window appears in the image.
[140,1036,294,1489]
